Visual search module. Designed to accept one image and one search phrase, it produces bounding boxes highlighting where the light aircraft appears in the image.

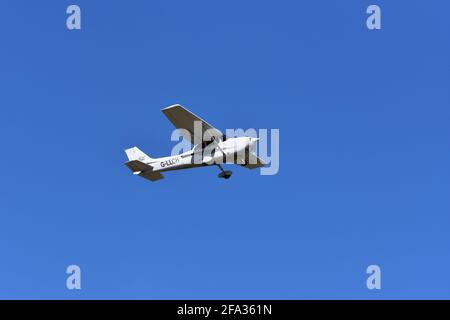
[124,104,265,181]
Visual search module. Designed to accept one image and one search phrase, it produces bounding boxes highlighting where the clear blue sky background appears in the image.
[0,1,449,299]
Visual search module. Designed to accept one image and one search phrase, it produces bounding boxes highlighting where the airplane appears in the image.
[124,104,265,181]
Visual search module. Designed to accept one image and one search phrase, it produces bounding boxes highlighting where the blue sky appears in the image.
[0,0,449,299]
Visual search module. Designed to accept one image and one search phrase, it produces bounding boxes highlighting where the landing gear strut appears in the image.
[217,164,232,179]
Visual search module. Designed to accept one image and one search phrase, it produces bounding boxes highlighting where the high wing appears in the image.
[240,152,266,169]
[161,104,226,145]
[125,160,164,182]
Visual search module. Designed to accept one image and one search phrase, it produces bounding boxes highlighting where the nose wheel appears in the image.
[217,164,232,179]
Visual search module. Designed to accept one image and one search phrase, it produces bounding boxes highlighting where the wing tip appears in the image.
[161,103,183,112]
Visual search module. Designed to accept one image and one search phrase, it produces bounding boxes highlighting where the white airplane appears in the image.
[124,104,265,181]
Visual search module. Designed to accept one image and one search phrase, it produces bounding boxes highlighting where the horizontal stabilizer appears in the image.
[125,160,164,182]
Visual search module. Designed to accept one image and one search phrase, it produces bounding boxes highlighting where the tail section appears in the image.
[125,147,154,163]
[125,147,163,182]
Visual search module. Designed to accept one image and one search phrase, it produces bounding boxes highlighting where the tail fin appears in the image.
[125,147,154,163]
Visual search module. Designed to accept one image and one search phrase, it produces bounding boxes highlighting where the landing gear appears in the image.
[217,164,232,179]
[218,171,232,179]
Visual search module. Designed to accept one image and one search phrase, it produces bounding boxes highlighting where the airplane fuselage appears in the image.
[148,137,256,172]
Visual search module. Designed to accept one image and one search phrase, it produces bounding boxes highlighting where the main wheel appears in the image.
[218,170,232,179]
